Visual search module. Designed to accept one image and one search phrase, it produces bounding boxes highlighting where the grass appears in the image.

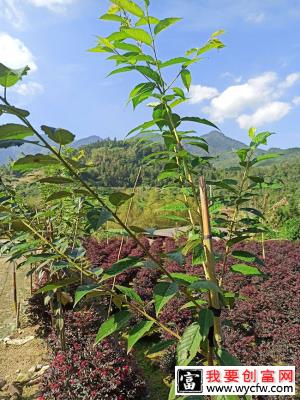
[134,340,169,400]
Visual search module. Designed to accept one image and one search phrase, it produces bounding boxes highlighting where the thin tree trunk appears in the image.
[199,176,222,364]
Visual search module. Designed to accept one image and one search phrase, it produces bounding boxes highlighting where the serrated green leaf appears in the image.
[160,57,190,68]
[177,322,201,365]
[87,208,112,230]
[153,281,178,315]
[100,13,124,22]
[135,15,159,26]
[217,348,241,366]
[127,320,154,352]
[123,28,152,45]
[115,285,143,305]
[198,308,214,340]
[154,17,182,35]
[102,257,143,281]
[232,250,264,266]
[111,0,144,17]
[95,310,132,344]
[230,263,262,276]
[36,277,79,294]
[190,280,222,294]
[146,340,175,358]
[74,284,100,307]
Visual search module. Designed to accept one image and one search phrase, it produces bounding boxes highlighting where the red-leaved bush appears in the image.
[84,237,300,384]
[39,309,147,400]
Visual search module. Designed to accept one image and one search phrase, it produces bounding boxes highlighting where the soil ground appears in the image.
[0,258,48,399]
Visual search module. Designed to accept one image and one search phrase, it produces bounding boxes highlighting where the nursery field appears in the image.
[0,0,299,398]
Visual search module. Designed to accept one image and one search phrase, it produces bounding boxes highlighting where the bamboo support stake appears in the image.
[12,261,18,315]
[199,176,222,353]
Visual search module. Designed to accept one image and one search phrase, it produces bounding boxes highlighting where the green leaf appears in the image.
[197,38,225,55]
[0,139,39,148]
[177,322,201,365]
[74,284,100,307]
[154,17,182,35]
[198,309,214,340]
[115,285,143,305]
[111,0,144,17]
[172,87,185,98]
[0,124,33,140]
[160,57,190,68]
[127,320,154,352]
[0,105,30,118]
[114,41,142,53]
[109,191,134,206]
[41,125,75,145]
[135,65,161,83]
[36,277,79,294]
[180,299,206,310]
[146,340,175,358]
[46,191,72,202]
[181,116,219,130]
[136,16,159,26]
[108,66,134,76]
[39,176,74,184]
[153,281,178,315]
[217,348,241,366]
[13,154,60,171]
[123,28,152,45]
[232,250,264,266]
[190,280,222,294]
[166,250,185,266]
[87,208,112,230]
[0,63,30,88]
[102,257,143,281]
[160,202,187,212]
[95,310,132,344]
[169,273,198,285]
[241,207,264,219]
[100,13,124,22]
[230,263,262,276]
[181,69,191,91]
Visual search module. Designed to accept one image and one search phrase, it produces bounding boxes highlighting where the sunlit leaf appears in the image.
[154,18,182,35]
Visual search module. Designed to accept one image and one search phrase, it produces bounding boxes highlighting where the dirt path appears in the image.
[0,258,49,399]
[0,258,31,339]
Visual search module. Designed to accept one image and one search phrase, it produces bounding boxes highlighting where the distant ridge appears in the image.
[0,135,103,165]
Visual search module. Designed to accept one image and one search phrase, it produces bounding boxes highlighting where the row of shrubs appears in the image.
[84,237,300,384]
[29,236,299,398]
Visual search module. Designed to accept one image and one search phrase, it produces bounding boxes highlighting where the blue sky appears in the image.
[0,0,299,148]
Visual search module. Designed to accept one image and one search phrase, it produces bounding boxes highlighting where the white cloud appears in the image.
[246,12,265,24]
[0,32,37,71]
[237,101,291,129]
[191,70,300,128]
[26,0,78,12]
[0,0,26,29]
[292,96,300,106]
[203,72,278,122]
[189,85,219,104]
[279,72,300,89]
[12,81,44,96]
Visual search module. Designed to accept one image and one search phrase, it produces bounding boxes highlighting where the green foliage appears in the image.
[284,217,300,240]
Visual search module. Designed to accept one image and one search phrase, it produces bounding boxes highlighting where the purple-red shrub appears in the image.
[84,236,300,383]
[40,309,147,400]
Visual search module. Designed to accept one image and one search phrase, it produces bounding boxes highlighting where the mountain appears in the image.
[0,135,103,165]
